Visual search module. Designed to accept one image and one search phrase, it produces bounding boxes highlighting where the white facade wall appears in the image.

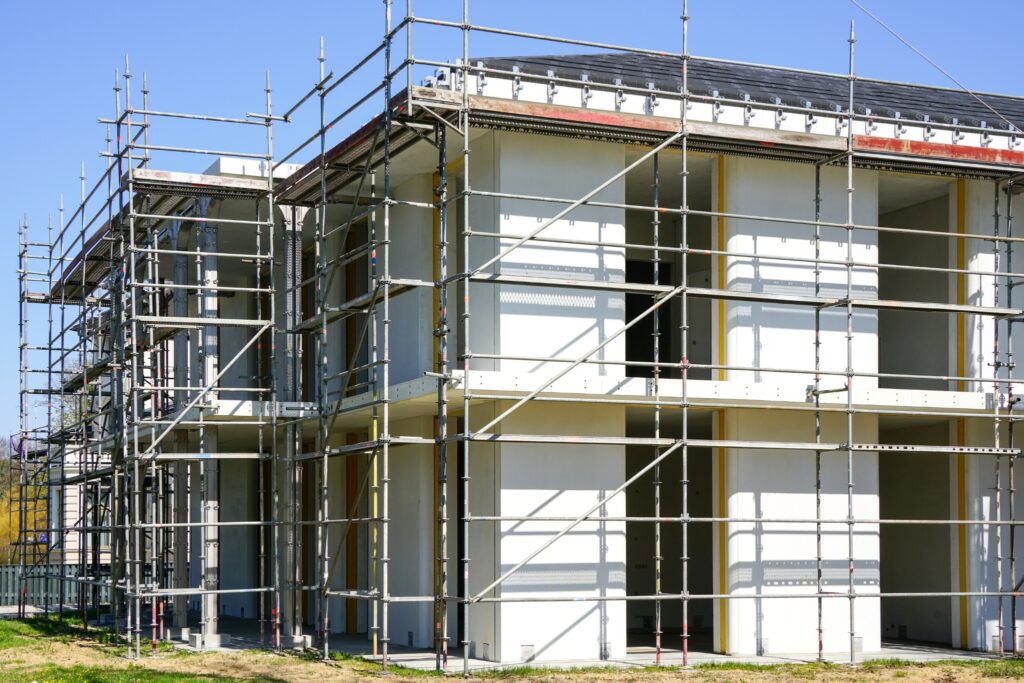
[497,403,626,663]
[720,156,878,387]
[220,459,257,619]
[468,131,626,379]
[388,416,436,648]
[959,181,1024,651]
[456,132,628,662]
[716,410,880,655]
[714,156,881,655]
[200,141,1024,659]
[387,176,435,385]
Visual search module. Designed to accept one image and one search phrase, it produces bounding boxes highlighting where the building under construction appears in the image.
[14,1,1024,672]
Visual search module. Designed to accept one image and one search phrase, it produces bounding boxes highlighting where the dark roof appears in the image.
[476,53,1024,132]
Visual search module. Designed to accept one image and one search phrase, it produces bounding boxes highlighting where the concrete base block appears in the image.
[166,627,190,642]
[188,632,232,649]
[280,633,312,649]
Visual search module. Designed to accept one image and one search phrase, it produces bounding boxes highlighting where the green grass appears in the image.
[693,661,839,675]
[0,618,261,681]
[858,657,1024,678]
[0,613,183,660]
[325,648,442,677]
[974,658,1024,678]
[0,618,40,649]
[7,664,242,682]
[0,615,101,648]
[11,616,1024,682]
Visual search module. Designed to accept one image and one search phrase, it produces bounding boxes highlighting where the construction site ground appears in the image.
[3,615,1024,682]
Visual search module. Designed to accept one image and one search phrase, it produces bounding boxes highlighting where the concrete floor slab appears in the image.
[151,616,1002,672]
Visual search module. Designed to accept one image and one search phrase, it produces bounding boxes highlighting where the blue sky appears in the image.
[0,0,1020,438]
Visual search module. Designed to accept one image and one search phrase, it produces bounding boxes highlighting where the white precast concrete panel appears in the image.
[384,175,434,385]
[960,418,1024,651]
[723,157,878,387]
[722,409,879,655]
[494,132,625,378]
[1007,190,1024,385]
[963,179,999,390]
[461,405,499,660]
[466,132,499,373]
[326,452,346,634]
[217,278,256,399]
[959,180,1024,651]
[387,416,435,648]
[220,460,257,619]
[497,403,626,663]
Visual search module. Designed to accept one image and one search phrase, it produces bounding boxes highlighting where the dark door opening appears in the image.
[626,261,673,378]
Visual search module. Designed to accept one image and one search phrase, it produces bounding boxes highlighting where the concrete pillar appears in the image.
[170,220,190,634]
[958,180,1024,651]
[387,176,433,384]
[466,131,626,378]
[496,403,626,663]
[714,156,880,655]
[716,410,879,655]
[455,132,627,662]
[386,417,434,648]
[275,204,310,648]
[196,199,225,648]
[718,156,878,388]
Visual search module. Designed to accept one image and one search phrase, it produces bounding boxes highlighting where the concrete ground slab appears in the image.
[146,617,1001,672]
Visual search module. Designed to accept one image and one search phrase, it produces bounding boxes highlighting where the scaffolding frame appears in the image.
[16,58,280,656]
[14,0,1024,674]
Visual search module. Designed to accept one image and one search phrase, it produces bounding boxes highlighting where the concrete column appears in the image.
[468,131,626,378]
[719,156,878,388]
[715,157,881,656]
[275,204,310,648]
[170,220,191,634]
[385,417,434,648]
[196,199,225,648]
[716,410,879,655]
[959,180,1024,651]
[496,403,626,663]
[452,132,626,662]
[387,176,433,384]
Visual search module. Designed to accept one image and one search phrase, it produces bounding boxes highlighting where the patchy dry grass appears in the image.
[4,618,1024,681]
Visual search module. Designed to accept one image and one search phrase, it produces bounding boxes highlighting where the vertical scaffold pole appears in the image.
[43,208,53,624]
[651,151,662,666]
[315,36,331,662]
[267,69,285,654]
[460,0,471,675]
[78,161,89,629]
[267,69,283,652]
[994,179,1005,655]
[57,193,67,623]
[381,0,394,670]
[845,21,857,666]
[435,120,450,672]
[16,216,26,620]
[680,0,691,667]
[813,162,824,661]
[1006,179,1018,655]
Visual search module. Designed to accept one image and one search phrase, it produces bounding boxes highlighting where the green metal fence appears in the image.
[0,564,110,609]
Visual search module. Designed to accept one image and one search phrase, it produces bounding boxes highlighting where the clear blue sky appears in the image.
[0,0,1020,438]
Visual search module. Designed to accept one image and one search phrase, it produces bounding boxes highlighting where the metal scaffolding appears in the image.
[13,0,1024,674]
[16,58,279,655]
